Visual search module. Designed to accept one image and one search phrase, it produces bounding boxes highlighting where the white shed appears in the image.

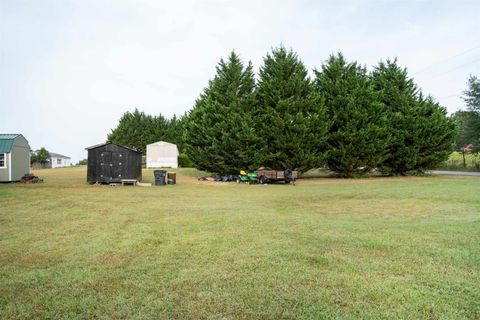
[146,141,179,168]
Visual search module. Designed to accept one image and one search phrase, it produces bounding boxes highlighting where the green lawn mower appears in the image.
[237,170,257,184]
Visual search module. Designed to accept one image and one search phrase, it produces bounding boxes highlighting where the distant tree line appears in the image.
[108,46,458,177]
[107,109,185,154]
[452,75,480,153]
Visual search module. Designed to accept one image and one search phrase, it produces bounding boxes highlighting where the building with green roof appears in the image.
[0,134,30,182]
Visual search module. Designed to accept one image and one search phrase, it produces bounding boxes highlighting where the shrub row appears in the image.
[184,47,456,176]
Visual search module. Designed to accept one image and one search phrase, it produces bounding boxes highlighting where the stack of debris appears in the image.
[20,174,42,184]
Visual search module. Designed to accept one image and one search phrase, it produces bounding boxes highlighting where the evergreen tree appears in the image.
[253,46,328,172]
[315,53,389,177]
[107,109,161,154]
[413,95,457,171]
[457,75,480,151]
[165,114,187,152]
[371,59,421,174]
[184,51,258,174]
[371,59,457,173]
[463,75,480,112]
[108,109,185,154]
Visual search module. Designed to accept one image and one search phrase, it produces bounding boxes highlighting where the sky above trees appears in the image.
[1,0,479,162]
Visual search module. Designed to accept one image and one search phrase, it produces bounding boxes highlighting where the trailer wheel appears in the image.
[259,175,268,184]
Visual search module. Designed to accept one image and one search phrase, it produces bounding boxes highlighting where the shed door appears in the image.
[100,151,112,180]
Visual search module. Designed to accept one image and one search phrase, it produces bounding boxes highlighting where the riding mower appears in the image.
[237,170,257,184]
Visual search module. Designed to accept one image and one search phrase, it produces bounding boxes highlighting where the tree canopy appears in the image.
[106,47,459,176]
[253,46,328,172]
[184,51,258,175]
[454,75,480,152]
[108,109,183,154]
[315,53,389,177]
[31,147,50,164]
[463,75,480,112]
[412,95,457,171]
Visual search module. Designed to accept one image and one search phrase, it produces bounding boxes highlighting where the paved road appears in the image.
[428,170,480,176]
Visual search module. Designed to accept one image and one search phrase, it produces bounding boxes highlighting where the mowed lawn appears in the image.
[0,167,479,319]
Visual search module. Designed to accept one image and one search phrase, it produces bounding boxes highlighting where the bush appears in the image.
[178,153,193,168]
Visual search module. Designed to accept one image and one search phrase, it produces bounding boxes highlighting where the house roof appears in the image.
[0,134,22,153]
[49,152,70,159]
[85,141,141,153]
[147,141,178,147]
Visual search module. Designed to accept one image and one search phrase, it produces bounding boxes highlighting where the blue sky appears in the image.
[1,0,479,162]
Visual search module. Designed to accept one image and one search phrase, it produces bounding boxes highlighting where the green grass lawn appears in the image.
[1,167,479,319]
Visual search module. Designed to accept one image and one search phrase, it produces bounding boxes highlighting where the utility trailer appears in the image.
[255,170,298,185]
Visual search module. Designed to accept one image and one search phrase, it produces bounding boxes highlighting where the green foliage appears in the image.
[77,159,88,166]
[184,51,258,175]
[107,109,184,154]
[463,75,480,112]
[453,75,480,152]
[315,53,389,177]
[107,48,459,176]
[451,110,480,152]
[370,60,457,174]
[178,153,193,168]
[31,147,50,164]
[253,46,328,172]
[371,60,420,174]
[413,95,457,171]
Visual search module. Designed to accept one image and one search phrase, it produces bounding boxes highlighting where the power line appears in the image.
[428,57,480,78]
[411,44,480,76]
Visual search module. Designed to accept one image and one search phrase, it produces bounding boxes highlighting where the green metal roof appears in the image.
[0,134,21,153]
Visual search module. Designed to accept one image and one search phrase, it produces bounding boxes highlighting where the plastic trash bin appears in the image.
[153,170,167,186]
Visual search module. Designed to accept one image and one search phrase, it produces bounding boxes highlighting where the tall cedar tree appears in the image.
[315,53,389,177]
[372,60,457,173]
[184,52,258,175]
[108,109,181,154]
[412,94,457,171]
[371,59,421,174]
[253,47,327,172]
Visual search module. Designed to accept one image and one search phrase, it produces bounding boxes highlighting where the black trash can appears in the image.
[153,170,167,186]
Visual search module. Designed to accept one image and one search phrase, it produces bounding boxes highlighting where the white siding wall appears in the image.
[51,157,71,168]
[146,142,179,168]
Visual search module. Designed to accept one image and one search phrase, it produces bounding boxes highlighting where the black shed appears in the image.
[85,142,142,183]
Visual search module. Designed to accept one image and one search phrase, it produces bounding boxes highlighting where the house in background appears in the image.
[0,134,30,182]
[49,152,71,168]
[146,141,179,168]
